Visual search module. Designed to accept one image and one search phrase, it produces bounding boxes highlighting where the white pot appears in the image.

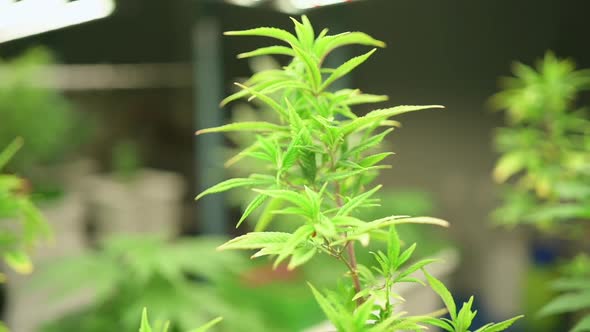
[304,249,459,332]
[85,168,185,241]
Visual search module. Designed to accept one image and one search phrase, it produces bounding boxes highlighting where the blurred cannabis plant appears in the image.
[139,308,222,332]
[492,53,590,331]
[0,138,50,331]
[197,16,522,331]
[38,236,267,332]
[0,138,50,277]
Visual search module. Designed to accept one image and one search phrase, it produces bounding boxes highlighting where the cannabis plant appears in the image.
[492,53,590,331]
[0,138,50,277]
[197,16,522,331]
[38,235,269,332]
[0,138,50,331]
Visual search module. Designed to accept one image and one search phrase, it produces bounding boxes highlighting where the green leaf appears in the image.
[345,129,393,157]
[478,315,524,332]
[359,152,394,167]
[275,224,314,267]
[571,315,590,332]
[423,269,457,320]
[218,232,291,251]
[321,48,376,91]
[236,194,268,228]
[493,152,526,183]
[225,27,299,46]
[196,122,286,135]
[288,245,317,270]
[237,45,295,59]
[0,137,23,170]
[196,176,274,200]
[315,31,385,59]
[254,198,283,231]
[139,308,153,332]
[342,105,444,135]
[538,291,590,316]
[337,185,382,217]
[292,45,322,91]
[234,83,288,118]
[308,283,345,331]
[4,250,33,274]
[189,317,223,332]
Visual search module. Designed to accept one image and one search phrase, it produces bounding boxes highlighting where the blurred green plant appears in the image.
[0,138,50,331]
[492,53,590,331]
[537,254,590,332]
[111,140,142,181]
[197,16,522,331]
[38,235,270,332]
[0,138,50,277]
[492,52,590,229]
[139,308,222,332]
[0,47,82,190]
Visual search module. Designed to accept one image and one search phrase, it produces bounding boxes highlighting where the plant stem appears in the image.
[346,241,363,306]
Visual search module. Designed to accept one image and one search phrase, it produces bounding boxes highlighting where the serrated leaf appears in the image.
[196,176,274,200]
[236,194,268,228]
[337,185,382,217]
[359,152,394,167]
[288,245,317,270]
[321,48,376,91]
[538,291,590,316]
[292,45,322,91]
[308,283,345,331]
[218,232,291,251]
[423,269,457,320]
[196,121,286,135]
[237,45,295,59]
[254,198,283,232]
[342,105,444,135]
[478,315,524,332]
[234,83,288,118]
[225,27,299,46]
[315,31,385,60]
[275,225,314,267]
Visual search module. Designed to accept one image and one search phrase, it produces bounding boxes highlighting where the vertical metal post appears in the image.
[193,9,227,234]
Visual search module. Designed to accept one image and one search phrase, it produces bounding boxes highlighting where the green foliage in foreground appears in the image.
[39,235,270,332]
[139,308,222,332]
[197,16,522,331]
[0,138,50,276]
[492,53,590,331]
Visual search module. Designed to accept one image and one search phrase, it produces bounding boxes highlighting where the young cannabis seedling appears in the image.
[197,16,522,331]
[492,52,590,332]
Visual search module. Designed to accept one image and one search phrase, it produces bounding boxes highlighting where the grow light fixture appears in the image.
[0,0,115,44]
[223,0,364,14]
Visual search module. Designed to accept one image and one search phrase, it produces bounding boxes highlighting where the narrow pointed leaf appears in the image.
[196,122,286,135]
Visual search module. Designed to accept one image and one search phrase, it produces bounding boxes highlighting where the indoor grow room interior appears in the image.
[0,0,589,331]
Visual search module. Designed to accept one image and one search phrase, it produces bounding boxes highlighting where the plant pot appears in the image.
[3,192,93,332]
[85,168,184,241]
[304,249,460,332]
